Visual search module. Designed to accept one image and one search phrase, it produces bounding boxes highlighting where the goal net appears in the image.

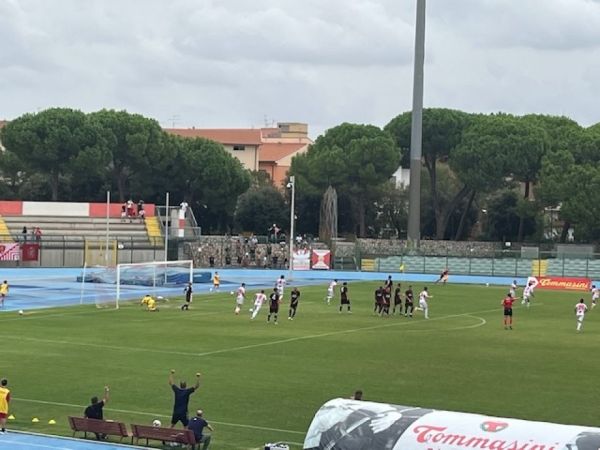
[78,260,194,309]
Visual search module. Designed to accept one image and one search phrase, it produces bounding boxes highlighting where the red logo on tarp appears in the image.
[480,421,508,432]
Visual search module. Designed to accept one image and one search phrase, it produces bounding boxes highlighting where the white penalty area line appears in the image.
[13,397,306,436]
[0,304,541,359]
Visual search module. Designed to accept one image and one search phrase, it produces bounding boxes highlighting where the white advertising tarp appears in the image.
[303,398,600,450]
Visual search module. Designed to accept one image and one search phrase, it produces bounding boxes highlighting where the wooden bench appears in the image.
[131,423,197,449]
[68,416,129,441]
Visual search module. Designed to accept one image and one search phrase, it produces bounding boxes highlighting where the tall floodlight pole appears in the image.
[105,191,110,265]
[164,192,169,262]
[288,176,296,278]
[407,0,426,248]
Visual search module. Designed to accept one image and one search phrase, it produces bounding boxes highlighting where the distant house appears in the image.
[165,128,263,171]
[166,122,312,187]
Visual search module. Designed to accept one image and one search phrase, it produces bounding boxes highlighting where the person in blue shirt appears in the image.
[187,409,214,449]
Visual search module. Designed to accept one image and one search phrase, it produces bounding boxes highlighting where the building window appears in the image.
[233,145,245,151]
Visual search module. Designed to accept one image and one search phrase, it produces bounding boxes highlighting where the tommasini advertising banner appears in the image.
[537,276,591,291]
[303,398,600,450]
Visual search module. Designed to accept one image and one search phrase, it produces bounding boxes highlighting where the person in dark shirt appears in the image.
[168,370,201,428]
[374,287,384,314]
[267,288,280,324]
[188,409,214,450]
[382,288,391,316]
[393,283,403,315]
[384,275,393,291]
[288,287,301,320]
[84,386,110,439]
[339,282,351,313]
[404,286,414,317]
[181,282,193,311]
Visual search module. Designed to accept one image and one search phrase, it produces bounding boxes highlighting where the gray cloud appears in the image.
[0,0,599,137]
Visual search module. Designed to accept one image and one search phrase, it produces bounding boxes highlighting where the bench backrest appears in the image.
[131,424,196,444]
[68,416,128,437]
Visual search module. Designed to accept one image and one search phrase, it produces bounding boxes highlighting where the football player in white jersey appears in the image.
[234,283,246,315]
[526,276,539,293]
[416,287,432,319]
[251,290,267,320]
[276,275,287,297]
[326,279,338,305]
[591,284,598,309]
[575,298,588,332]
[509,280,518,297]
[522,283,534,308]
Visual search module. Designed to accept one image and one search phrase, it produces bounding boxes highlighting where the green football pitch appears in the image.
[1,282,598,449]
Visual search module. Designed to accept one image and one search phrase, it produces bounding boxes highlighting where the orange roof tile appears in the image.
[165,128,262,146]
[259,143,307,162]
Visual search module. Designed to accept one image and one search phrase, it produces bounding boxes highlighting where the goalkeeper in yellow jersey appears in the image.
[141,294,159,312]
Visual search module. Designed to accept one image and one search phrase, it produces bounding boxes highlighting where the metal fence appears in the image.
[356,250,600,279]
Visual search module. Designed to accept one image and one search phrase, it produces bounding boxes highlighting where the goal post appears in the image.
[116,260,194,308]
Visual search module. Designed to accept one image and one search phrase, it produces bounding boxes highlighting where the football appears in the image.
[230,291,234,295]
[152,419,161,427]
[18,310,24,315]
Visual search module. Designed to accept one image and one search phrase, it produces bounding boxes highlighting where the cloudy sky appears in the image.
[1,0,599,137]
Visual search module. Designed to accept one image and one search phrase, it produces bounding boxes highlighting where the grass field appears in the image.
[1,281,599,449]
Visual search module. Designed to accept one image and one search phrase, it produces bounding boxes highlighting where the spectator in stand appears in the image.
[187,409,214,450]
[126,200,135,222]
[180,201,189,217]
[34,227,42,242]
[84,386,110,440]
[137,200,145,221]
[21,226,27,242]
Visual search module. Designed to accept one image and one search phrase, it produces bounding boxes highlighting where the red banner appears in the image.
[537,276,591,291]
[21,243,40,261]
[0,243,20,261]
[311,249,331,270]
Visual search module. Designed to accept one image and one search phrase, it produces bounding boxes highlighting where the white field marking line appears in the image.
[193,304,541,357]
[0,334,200,357]
[13,397,306,435]
[0,307,121,323]
[396,315,487,333]
[0,304,541,358]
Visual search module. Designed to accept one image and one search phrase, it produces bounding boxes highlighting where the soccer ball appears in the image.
[486,283,490,287]
[18,310,24,315]
[209,287,213,292]
[152,419,161,427]
[249,308,254,312]
[230,291,234,295]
